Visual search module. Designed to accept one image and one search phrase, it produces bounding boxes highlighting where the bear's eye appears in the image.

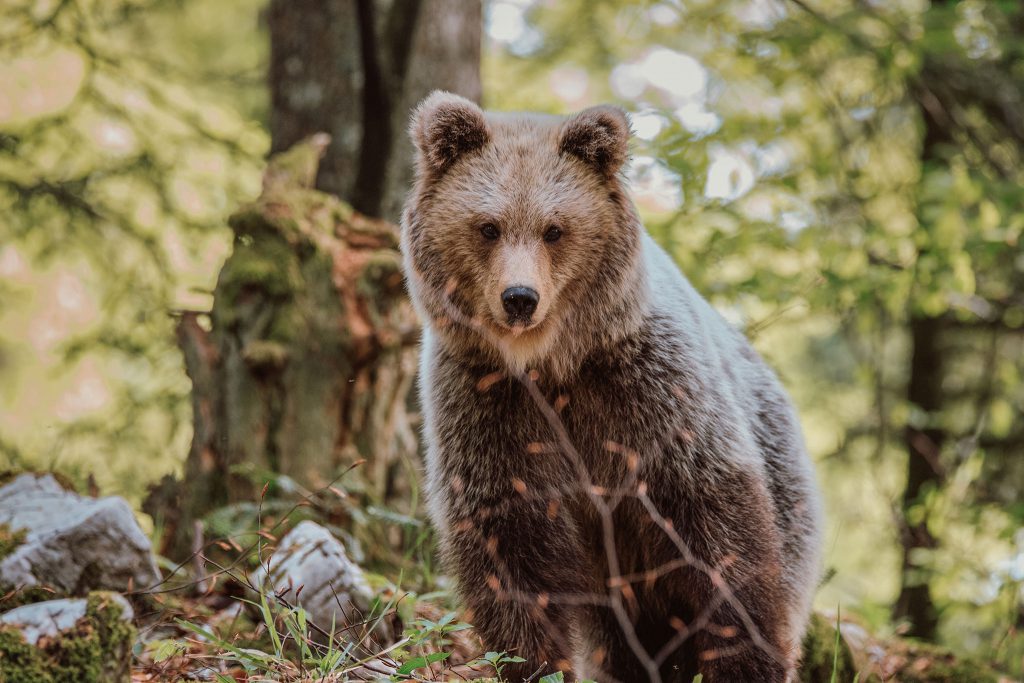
[479,223,500,241]
[543,225,563,243]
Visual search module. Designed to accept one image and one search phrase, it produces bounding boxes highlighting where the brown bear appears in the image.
[400,91,823,683]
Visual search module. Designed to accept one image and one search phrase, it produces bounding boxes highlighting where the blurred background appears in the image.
[1,0,1022,676]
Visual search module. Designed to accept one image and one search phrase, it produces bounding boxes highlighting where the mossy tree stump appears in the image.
[156,136,419,559]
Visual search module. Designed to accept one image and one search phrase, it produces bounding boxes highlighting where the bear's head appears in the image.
[401,91,646,379]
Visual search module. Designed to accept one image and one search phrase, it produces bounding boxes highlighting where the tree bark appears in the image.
[894,316,942,639]
[893,0,953,637]
[268,0,482,222]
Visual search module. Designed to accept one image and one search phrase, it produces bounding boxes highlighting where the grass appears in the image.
[130,472,503,681]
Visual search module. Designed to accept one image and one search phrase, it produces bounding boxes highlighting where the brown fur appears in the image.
[401,92,823,682]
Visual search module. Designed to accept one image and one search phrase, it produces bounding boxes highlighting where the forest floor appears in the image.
[122,561,1012,683]
[0,470,1015,682]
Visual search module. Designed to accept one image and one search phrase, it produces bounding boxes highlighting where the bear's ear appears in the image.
[410,91,490,176]
[558,105,631,178]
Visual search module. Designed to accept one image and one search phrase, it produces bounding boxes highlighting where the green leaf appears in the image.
[539,673,565,683]
[397,651,451,675]
[149,638,187,662]
[830,604,841,683]
[175,619,278,669]
[259,590,284,657]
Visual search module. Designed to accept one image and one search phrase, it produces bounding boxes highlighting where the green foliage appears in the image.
[145,637,188,663]
[169,575,472,681]
[535,673,597,683]
[472,651,527,679]
[395,651,450,675]
[400,611,472,657]
[488,0,1024,674]
[0,0,267,500]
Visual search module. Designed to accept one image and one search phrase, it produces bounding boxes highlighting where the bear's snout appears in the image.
[501,286,539,323]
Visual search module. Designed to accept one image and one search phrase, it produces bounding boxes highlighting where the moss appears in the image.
[231,188,340,243]
[800,612,857,682]
[332,201,354,225]
[0,585,61,611]
[0,471,78,493]
[228,205,275,237]
[266,306,305,345]
[0,628,52,682]
[47,472,80,494]
[221,237,301,299]
[0,592,135,683]
[0,523,26,561]
[241,340,290,370]
[357,250,404,297]
[212,232,306,338]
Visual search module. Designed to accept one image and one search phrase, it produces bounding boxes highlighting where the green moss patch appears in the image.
[0,585,61,611]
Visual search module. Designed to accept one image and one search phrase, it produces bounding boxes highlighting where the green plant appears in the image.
[470,651,526,679]
[395,611,471,677]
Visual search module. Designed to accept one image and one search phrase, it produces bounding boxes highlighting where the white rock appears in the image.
[0,473,160,594]
[0,594,133,645]
[251,520,375,634]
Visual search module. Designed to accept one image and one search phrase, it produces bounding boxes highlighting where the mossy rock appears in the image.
[0,592,135,682]
[1,515,60,612]
[799,612,1006,682]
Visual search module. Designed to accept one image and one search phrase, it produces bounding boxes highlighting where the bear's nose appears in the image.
[501,286,539,320]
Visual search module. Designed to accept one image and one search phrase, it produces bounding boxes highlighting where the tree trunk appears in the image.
[894,316,942,639]
[268,0,482,222]
[893,1,953,636]
[151,2,481,560]
[155,138,421,559]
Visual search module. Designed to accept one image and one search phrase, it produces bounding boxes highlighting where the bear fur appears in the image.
[401,91,823,683]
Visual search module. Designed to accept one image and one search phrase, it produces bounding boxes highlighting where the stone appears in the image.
[0,473,160,595]
[251,520,376,634]
[0,594,133,646]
